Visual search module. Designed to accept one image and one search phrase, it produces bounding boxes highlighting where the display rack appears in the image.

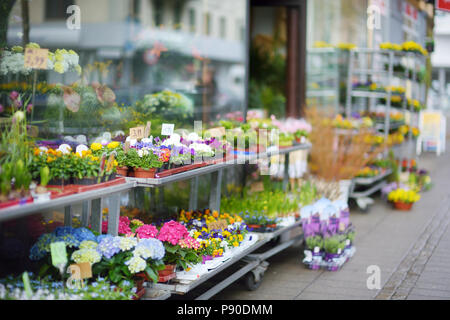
[0,142,311,300]
[306,48,340,114]
[147,220,303,300]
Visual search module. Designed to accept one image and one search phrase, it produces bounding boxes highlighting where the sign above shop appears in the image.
[436,0,450,12]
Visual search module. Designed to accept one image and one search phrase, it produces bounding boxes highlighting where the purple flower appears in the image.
[190,148,195,156]
[9,91,19,101]
[14,99,22,109]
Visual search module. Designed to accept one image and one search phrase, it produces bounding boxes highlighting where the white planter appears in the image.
[31,191,51,203]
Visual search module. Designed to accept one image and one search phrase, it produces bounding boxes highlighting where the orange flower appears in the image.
[33,148,41,156]
[47,156,55,163]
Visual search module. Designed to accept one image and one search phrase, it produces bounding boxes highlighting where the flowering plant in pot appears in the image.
[125,148,162,178]
[157,220,202,272]
[305,235,324,270]
[323,235,346,266]
[387,188,420,211]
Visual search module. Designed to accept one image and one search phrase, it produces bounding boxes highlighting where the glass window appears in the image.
[220,16,226,39]
[204,12,212,36]
[189,7,196,33]
[1,0,247,141]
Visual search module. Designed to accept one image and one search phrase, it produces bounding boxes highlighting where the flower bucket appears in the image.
[393,201,413,211]
[133,167,156,179]
[116,166,128,176]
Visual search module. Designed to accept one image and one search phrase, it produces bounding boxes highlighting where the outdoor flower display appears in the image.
[28,225,166,286]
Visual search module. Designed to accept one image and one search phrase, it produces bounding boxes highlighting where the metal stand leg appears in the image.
[189,177,199,211]
[282,153,290,192]
[64,206,72,227]
[81,201,91,227]
[107,194,120,236]
[209,169,223,212]
[90,198,102,234]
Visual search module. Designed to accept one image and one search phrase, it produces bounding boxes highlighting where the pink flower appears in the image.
[136,224,159,239]
[118,216,131,235]
[9,91,19,101]
[102,221,108,233]
[157,220,189,245]
[0,104,4,113]
[179,236,201,250]
[26,104,33,114]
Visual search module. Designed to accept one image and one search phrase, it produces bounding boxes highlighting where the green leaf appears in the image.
[145,267,158,283]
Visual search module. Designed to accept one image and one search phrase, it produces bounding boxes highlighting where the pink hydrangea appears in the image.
[157,220,189,246]
[136,224,159,239]
[179,236,201,250]
[118,216,131,235]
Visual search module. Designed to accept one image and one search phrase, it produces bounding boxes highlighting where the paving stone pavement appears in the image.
[213,149,450,300]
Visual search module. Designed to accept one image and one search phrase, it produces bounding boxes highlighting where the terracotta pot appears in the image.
[116,166,129,176]
[266,224,277,229]
[133,167,156,178]
[247,224,262,230]
[393,201,413,211]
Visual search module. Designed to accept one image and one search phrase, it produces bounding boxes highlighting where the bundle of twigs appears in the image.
[306,108,387,182]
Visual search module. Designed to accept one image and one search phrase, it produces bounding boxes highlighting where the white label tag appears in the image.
[337,248,342,255]
[161,123,175,136]
[314,247,320,253]
[346,239,350,246]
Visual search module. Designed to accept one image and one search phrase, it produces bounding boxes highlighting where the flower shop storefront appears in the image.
[0,0,433,301]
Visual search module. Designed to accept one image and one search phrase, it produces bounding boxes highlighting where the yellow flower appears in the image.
[90,143,103,151]
[107,141,120,149]
[54,62,64,74]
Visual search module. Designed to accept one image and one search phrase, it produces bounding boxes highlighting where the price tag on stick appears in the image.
[144,121,152,138]
[24,47,48,69]
[50,241,68,267]
[129,126,145,139]
[161,123,175,136]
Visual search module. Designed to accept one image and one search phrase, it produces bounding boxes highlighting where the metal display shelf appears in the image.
[147,220,303,299]
[0,181,136,235]
[352,168,392,186]
[351,91,388,99]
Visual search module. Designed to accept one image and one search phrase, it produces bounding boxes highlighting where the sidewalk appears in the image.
[214,150,450,300]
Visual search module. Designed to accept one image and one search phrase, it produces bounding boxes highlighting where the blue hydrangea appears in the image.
[96,236,121,259]
[135,238,165,261]
[53,226,76,237]
[73,228,96,242]
[53,234,80,248]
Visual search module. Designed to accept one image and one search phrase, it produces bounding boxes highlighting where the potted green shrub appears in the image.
[126,148,162,178]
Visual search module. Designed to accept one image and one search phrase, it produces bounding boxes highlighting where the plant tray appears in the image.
[74,177,126,193]
[158,273,177,283]
[48,185,79,199]
[0,197,33,209]
[155,163,210,178]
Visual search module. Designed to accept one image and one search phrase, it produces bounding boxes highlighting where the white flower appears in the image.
[187,132,200,142]
[141,137,152,144]
[163,133,181,147]
[58,144,72,155]
[39,146,48,154]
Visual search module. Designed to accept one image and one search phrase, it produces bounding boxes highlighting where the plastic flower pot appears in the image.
[133,167,156,178]
[116,166,128,176]
[48,178,68,186]
[266,224,277,229]
[324,252,341,262]
[393,201,413,211]
[247,224,262,230]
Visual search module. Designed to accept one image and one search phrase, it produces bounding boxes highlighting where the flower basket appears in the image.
[116,166,128,176]
[393,201,414,211]
[133,167,157,179]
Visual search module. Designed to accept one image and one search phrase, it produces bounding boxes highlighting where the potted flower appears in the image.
[126,148,162,178]
[157,220,202,277]
[31,166,51,203]
[323,235,346,271]
[305,235,324,270]
[115,148,128,176]
[388,188,420,211]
